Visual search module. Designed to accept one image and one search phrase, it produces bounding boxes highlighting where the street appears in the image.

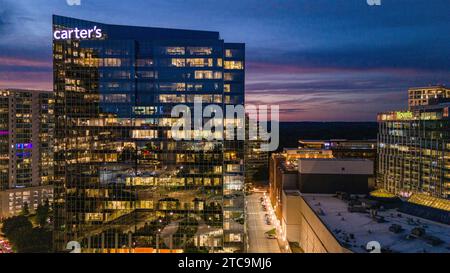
[246,192,281,253]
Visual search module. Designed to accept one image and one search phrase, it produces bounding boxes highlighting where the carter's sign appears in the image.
[53,26,103,40]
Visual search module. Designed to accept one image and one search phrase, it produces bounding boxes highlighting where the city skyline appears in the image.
[0,1,448,256]
[0,0,449,122]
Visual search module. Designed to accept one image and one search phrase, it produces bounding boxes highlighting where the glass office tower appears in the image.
[377,104,450,199]
[53,15,245,253]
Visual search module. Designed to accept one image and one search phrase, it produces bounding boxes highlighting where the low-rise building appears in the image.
[282,191,450,253]
[269,152,374,222]
[0,184,53,219]
[269,148,333,220]
[298,139,377,160]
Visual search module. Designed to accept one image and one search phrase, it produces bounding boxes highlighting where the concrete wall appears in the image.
[282,172,297,190]
[298,174,369,194]
[298,159,373,175]
[281,191,301,243]
[281,191,350,253]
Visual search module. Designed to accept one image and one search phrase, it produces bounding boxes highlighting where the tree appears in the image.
[21,202,30,216]
[1,216,33,239]
[1,216,52,253]
[36,200,50,227]
[11,227,52,253]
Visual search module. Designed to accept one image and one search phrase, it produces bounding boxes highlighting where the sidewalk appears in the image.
[261,192,291,253]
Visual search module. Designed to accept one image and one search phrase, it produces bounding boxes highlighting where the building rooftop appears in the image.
[409,85,448,90]
[302,193,450,253]
[298,158,371,162]
[53,15,221,40]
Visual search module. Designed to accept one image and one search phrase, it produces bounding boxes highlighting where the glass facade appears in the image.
[408,86,450,109]
[53,16,245,253]
[245,117,269,184]
[377,105,450,199]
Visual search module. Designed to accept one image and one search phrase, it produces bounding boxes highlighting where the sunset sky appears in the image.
[0,0,449,121]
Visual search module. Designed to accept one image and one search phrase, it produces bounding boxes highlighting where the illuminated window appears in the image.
[213,166,222,174]
[214,95,222,103]
[126,177,155,186]
[186,58,213,67]
[195,70,213,79]
[159,83,186,92]
[133,106,156,115]
[170,58,186,67]
[225,49,243,58]
[159,94,185,103]
[187,47,212,56]
[101,58,122,67]
[186,95,213,103]
[137,200,154,209]
[224,61,243,70]
[226,164,242,172]
[85,213,103,221]
[132,130,158,139]
[204,178,212,186]
[164,47,185,55]
[104,153,118,162]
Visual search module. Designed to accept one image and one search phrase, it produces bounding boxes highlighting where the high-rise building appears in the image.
[52,15,245,253]
[378,90,450,200]
[408,85,450,109]
[245,117,268,184]
[0,89,54,218]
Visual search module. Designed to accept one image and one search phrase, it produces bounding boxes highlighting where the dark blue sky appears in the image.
[0,0,449,121]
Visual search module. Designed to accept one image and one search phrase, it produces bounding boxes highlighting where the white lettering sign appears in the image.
[53,26,103,40]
